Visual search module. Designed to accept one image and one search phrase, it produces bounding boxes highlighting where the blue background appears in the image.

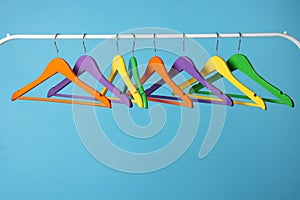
[0,0,300,199]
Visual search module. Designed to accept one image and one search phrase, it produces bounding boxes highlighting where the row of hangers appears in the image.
[12,33,294,110]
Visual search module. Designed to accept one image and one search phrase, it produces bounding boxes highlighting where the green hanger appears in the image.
[123,56,148,108]
[190,54,294,107]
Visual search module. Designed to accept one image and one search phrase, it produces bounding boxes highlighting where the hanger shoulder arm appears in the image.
[54,58,111,107]
[154,62,193,108]
[12,58,65,100]
[176,57,218,92]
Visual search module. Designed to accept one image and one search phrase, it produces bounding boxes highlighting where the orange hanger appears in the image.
[140,56,193,108]
[12,57,111,108]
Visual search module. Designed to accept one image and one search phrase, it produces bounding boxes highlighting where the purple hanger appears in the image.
[47,55,132,107]
[146,56,233,106]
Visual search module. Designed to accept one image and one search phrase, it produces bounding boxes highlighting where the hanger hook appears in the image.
[82,33,87,55]
[216,32,220,55]
[116,33,119,53]
[153,33,157,56]
[54,33,60,57]
[238,32,243,54]
[131,33,135,56]
[183,33,186,55]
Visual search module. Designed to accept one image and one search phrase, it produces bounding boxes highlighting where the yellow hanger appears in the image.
[177,56,266,110]
[100,54,143,108]
[175,33,266,110]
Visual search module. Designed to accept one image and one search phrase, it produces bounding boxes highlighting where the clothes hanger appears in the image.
[174,33,266,110]
[192,33,294,107]
[11,33,111,108]
[100,33,143,108]
[145,33,233,106]
[139,33,193,108]
[122,33,148,108]
[47,34,132,107]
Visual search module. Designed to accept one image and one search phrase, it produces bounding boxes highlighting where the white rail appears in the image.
[0,32,299,49]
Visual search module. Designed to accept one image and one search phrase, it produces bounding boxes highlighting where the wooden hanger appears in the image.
[122,34,148,108]
[141,56,193,108]
[174,33,266,109]
[122,56,148,108]
[47,55,132,107]
[190,56,266,109]
[192,54,294,107]
[227,54,293,107]
[12,57,111,108]
[146,56,233,106]
[47,34,131,107]
[137,34,193,107]
[100,54,143,108]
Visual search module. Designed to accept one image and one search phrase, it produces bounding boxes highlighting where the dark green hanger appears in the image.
[123,56,148,108]
[190,54,294,107]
